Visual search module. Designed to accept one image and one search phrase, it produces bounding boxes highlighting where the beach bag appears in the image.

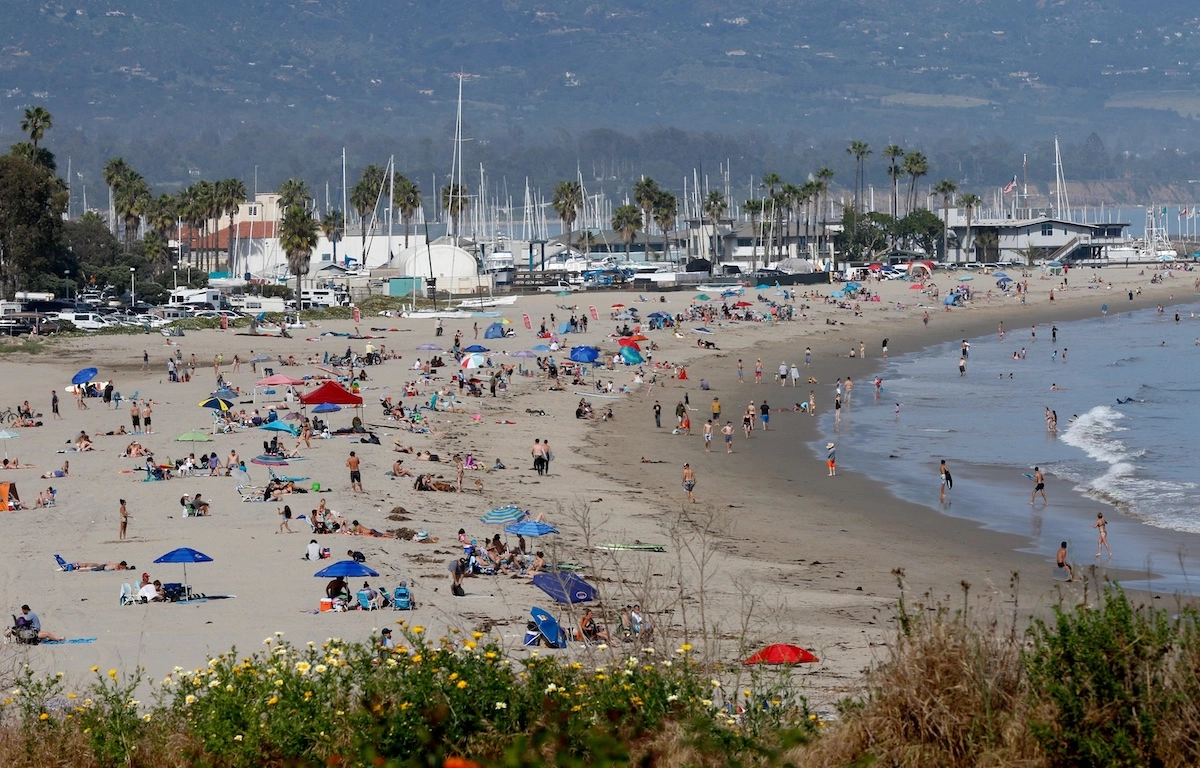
[15,627,39,645]
[451,583,465,597]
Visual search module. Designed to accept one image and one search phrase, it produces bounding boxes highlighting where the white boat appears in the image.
[400,310,504,320]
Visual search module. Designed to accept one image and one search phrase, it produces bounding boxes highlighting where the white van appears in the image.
[56,311,111,331]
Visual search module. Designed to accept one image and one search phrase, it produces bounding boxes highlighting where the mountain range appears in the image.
[4,1,1200,195]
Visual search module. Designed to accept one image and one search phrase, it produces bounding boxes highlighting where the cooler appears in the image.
[319,598,333,612]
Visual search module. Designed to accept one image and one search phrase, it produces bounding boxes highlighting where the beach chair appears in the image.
[54,554,73,572]
[355,590,384,611]
[45,489,57,507]
[392,583,413,610]
[119,583,137,606]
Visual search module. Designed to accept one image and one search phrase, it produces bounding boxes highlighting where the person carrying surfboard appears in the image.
[939,460,952,503]
[1031,467,1048,505]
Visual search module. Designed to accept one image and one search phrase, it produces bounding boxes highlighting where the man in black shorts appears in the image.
[1056,541,1073,582]
[347,451,364,493]
[1031,466,1047,505]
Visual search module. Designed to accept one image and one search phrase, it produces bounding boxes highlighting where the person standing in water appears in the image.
[1094,512,1112,557]
[939,460,951,503]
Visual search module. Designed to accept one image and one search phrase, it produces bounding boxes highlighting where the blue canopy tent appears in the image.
[569,346,599,363]
[484,323,505,339]
[558,321,573,334]
[532,572,597,604]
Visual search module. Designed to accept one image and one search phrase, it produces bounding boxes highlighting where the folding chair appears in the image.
[392,583,413,610]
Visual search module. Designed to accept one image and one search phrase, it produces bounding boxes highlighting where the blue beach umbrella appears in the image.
[71,367,98,387]
[463,344,489,353]
[481,505,528,525]
[532,572,597,604]
[505,520,560,537]
[512,350,538,358]
[532,344,551,351]
[416,343,442,351]
[992,272,1008,279]
[199,396,234,411]
[569,346,599,363]
[756,283,771,290]
[314,560,380,578]
[620,347,644,364]
[311,402,341,414]
[260,421,298,435]
[154,547,214,595]
[693,327,714,335]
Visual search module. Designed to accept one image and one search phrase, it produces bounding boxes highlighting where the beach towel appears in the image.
[41,638,97,645]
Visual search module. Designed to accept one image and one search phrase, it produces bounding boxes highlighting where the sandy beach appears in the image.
[0,264,1190,707]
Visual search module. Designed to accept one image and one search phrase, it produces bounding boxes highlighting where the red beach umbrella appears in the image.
[733,301,753,308]
[909,283,924,290]
[742,644,819,665]
[617,338,641,351]
[611,303,625,309]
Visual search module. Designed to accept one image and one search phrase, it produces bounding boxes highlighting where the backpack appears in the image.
[451,583,465,597]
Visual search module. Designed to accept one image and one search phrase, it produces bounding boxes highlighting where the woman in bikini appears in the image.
[1094,512,1112,557]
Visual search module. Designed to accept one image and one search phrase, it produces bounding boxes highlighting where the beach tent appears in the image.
[620,347,644,365]
[299,381,362,406]
[944,293,963,306]
[558,321,572,334]
[532,572,597,604]
[0,483,19,512]
[463,344,489,353]
[483,323,505,339]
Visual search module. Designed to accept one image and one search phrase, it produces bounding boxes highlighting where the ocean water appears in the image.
[817,297,1200,587]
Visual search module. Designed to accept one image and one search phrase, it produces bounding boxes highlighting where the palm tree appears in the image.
[440,182,470,239]
[653,190,677,263]
[883,144,904,220]
[932,180,958,262]
[278,204,319,316]
[217,178,247,272]
[321,210,345,267]
[801,180,823,254]
[845,141,871,215]
[103,157,134,240]
[551,180,583,255]
[761,173,782,259]
[956,192,982,264]
[351,164,385,261]
[611,204,642,264]
[781,183,802,256]
[114,173,150,252]
[145,194,177,245]
[815,167,834,250]
[702,190,727,265]
[743,199,764,273]
[141,231,172,279]
[632,177,660,258]
[191,179,216,270]
[20,106,52,148]
[393,175,421,250]
[974,230,999,263]
[902,152,929,214]
[577,231,597,256]
[277,179,311,212]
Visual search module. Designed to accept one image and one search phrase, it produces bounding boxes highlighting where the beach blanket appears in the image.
[42,638,97,645]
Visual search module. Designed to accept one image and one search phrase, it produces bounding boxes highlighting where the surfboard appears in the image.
[1023,473,1037,481]
[944,470,953,490]
[595,543,666,552]
[530,606,567,648]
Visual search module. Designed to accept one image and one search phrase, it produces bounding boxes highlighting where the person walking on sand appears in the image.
[130,401,141,434]
[805,347,813,367]
[51,390,60,420]
[703,420,713,452]
[808,390,816,417]
[347,451,364,493]
[278,505,294,533]
[882,338,889,358]
[454,454,464,492]
[118,499,130,541]
[826,442,836,476]
[142,349,150,371]
[755,359,763,383]
[711,397,721,422]
[737,358,744,383]
[1056,541,1073,582]
[722,421,734,453]
[778,361,788,387]
[653,401,662,429]
[959,355,967,376]
[760,399,770,430]
[1094,512,1112,557]
[1031,466,1047,505]
[682,463,697,503]
[790,363,800,387]
[141,402,153,434]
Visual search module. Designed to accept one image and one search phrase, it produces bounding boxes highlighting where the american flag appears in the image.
[1002,176,1017,194]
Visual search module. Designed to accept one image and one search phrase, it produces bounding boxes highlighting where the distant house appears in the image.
[944,211,1129,263]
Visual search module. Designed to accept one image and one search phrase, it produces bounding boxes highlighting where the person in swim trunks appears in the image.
[1031,466,1047,505]
[1056,541,1073,582]
[682,463,696,503]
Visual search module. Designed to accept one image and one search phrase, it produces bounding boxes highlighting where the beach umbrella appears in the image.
[174,429,213,444]
[556,290,571,296]
[992,272,1008,279]
[499,317,513,324]
[620,347,644,364]
[909,283,924,290]
[532,572,597,604]
[997,277,1013,285]
[733,300,753,308]
[71,367,98,387]
[694,327,714,335]
[512,350,538,358]
[461,353,486,369]
[569,346,599,363]
[249,354,272,364]
[416,343,443,351]
[260,421,298,435]
[532,344,551,351]
[693,294,711,301]
[199,396,234,412]
[283,411,303,421]
[756,283,771,289]
[742,644,819,665]
[312,402,341,414]
[314,560,380,578]
[617,338,641,350]
[628,334,648,342]
[251,456,288,466]
[648,311,670,319]
[505,520,559,537]
[153,547,213,596]
[481,505,528,525]
[0,429,18,459]
[611,303,625,309]
[959,275,974,281]
[464,344,489,353]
